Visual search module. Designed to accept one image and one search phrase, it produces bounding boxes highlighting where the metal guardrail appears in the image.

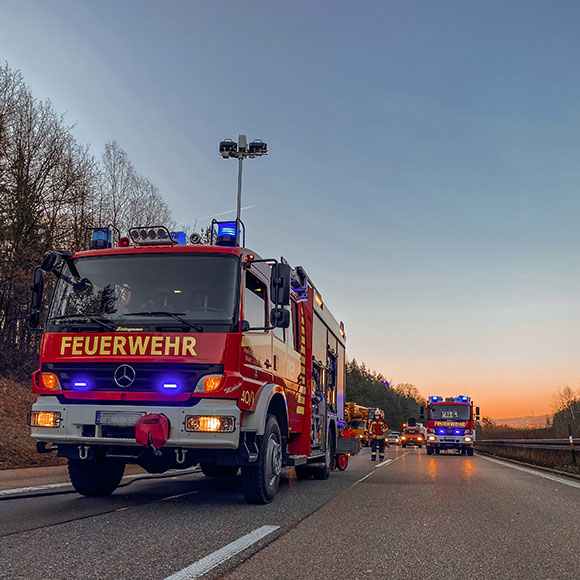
[477,438,578,465]
[477,438,579,451]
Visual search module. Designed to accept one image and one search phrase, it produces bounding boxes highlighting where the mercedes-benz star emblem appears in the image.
[114,364,136,388]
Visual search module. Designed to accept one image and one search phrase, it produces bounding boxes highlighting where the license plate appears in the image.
[95,411,144,426]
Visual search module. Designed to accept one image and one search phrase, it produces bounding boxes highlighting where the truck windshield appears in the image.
[350,420,366,430]
[429,405,471,421]
[48,254,239,331]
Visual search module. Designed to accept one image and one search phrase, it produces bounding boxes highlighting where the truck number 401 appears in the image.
[241,390,255,406]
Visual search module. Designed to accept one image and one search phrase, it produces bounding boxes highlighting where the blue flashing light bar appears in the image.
[73,381,89,390]
[216,221,238,247]
[429,396,443,403]
[90,228,113,250]
[455,395,470,403]
[170,231,187,245]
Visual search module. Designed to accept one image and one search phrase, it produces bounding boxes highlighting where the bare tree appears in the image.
[0,63,96,375]
[94,141,174,234]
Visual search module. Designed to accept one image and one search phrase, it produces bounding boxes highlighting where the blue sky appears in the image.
[2,0,580,417]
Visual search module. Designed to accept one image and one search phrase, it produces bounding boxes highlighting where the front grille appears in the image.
[43,362,223,393]
[436,427,465,435]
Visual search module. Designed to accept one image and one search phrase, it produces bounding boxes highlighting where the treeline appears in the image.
[480,386,580,440]
[0,63,173,377]
[346,359,425,431]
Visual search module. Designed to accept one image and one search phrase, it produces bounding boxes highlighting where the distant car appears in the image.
[388,432,401,445]
[400,428,423,448]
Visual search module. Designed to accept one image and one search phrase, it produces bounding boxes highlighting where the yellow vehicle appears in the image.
[400,427,424,448]
[345,402,369,446]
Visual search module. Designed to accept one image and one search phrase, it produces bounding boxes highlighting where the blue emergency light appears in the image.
[455,395,470,403]
[216,221,238,247]
[170,231,187,245]
[429,396,443,403]
[90,227,114,250]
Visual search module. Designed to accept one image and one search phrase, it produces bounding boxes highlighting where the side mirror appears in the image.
[419,406,424,420]
[40,251,63,272]
[240,320,251,332]
[28,268,45,330]
[270,263,290,306]
[476,407,480,421]
[270,307,290,328]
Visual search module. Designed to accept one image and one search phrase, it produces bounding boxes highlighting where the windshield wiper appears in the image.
[49,313,117,331]
[125,311,203,332]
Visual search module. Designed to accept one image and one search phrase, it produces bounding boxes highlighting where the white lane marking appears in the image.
[159,491,199,502]
[0,468,200,497]
[0,481,72,496]
[352,454,402,487]
[163,525,280,580]
[479,455,580,490]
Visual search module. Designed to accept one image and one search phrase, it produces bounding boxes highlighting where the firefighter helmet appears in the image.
[374,410,381,417]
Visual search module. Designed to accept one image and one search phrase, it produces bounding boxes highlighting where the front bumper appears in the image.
[30,396,241,450]
[427,437,474,450]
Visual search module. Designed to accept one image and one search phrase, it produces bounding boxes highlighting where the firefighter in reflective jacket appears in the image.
[369,410,388,461]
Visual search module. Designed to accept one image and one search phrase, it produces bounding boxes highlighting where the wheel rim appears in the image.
[266,434,282,487]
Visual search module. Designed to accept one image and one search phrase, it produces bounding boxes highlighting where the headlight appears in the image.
[184,415,235,433]
[464,436,473,442]
[28,411,61,428]
[428,435,436,441]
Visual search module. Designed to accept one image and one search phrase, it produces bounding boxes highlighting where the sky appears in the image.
[2,0,580,418]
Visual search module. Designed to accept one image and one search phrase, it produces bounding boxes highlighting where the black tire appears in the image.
[68,455,125,497]
[200,464,239,477]
[312,428,335,480]
[241,414,283,504]
[426,447,434,455]
[467,448,474,456]
[435,448,441,454]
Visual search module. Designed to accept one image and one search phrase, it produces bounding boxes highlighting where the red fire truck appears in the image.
[27,221,350,503]
[421,395,480,455]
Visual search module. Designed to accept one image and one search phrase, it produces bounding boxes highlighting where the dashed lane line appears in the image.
[163,525,280,580]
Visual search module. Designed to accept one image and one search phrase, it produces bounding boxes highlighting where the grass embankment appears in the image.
[0,378,65,470]
[476,442,580,476]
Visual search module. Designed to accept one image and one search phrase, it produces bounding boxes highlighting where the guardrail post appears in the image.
[569,424,576,465]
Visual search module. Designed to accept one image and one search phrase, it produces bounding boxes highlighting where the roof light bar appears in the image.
[129,226,176,246]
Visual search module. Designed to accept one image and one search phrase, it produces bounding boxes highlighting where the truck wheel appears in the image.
[241,414,282,504]
[426,447,434,455]
[68,455,125,497]
[336,454,349,471]
[200,464,240,477]
[312,429,335,480]
[467,448,474,456]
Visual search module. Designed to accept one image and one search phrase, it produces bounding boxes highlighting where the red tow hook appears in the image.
[135,414,170,456]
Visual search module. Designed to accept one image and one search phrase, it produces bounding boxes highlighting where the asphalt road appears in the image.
[0,447,578,580]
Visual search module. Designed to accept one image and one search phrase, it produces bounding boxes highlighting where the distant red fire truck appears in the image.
[421,396,480,455]
[27,220,352,503]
